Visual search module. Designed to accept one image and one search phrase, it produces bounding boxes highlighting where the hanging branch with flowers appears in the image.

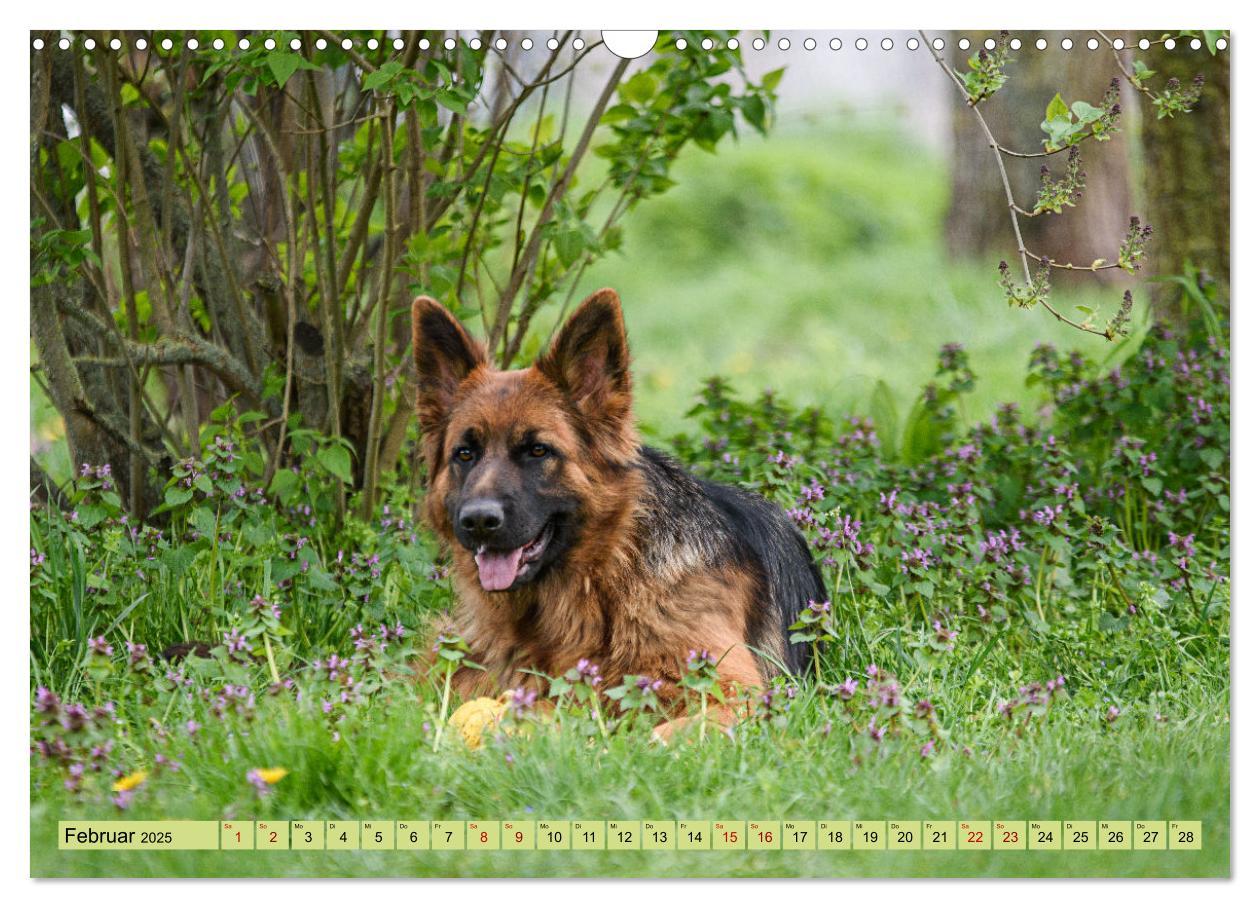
[920,30,1208,341]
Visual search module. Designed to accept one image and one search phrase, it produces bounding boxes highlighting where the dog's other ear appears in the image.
[411,296,485,434]
[537,288,637,460]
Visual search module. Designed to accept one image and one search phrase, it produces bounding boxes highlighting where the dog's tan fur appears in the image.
[412,290,768,734]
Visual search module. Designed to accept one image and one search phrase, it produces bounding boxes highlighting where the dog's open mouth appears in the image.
[473,520,554,592]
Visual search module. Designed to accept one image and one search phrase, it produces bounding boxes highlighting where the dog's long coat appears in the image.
[412,289,826,708]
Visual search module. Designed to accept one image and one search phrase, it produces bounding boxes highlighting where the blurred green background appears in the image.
[581,123,1115,440]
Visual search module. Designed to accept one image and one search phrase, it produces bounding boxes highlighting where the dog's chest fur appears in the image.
[445,452,766,693]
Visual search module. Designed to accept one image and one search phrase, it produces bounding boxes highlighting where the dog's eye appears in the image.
[453,446,475,463]
[528,443,550,459]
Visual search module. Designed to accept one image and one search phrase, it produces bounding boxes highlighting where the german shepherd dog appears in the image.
[411,289,825,736]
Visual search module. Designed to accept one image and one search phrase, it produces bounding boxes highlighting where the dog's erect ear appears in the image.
[538,288,631,407]
[537,288,636,458]
[411,296,485,433]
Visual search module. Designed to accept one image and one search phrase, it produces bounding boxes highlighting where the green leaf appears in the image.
[1044,92,1071,124]
[318,444,353,483]
[164,486,194,507]
[266,51,317,89]
[554,227,587,268]
[363,61,404,92]
[190,506,218,540]
[620,71,657,105]
[762,67,785,92]
[1071,101,1104,124]
[436,89,469,115]
[77,504,106,530]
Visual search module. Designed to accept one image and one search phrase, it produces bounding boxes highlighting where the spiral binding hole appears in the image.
[30,31,1227,58]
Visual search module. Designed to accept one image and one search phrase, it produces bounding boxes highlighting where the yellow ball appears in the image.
[448,697,508,749]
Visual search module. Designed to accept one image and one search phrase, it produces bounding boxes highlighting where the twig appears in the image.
[919,31,1111,340]
[489,57,631,356]
[1097,30,1158,102]
[1023,249,1123,272]
[361,98,397,520]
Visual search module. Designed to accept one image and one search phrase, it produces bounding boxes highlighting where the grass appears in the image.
[31,689,1229,878]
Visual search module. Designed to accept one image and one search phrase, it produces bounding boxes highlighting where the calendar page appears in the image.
[27,24,1231,880]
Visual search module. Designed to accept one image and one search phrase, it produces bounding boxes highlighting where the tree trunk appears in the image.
[1137,41,1230,306]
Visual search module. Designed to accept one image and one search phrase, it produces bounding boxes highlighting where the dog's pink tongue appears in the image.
[475,546,525,591]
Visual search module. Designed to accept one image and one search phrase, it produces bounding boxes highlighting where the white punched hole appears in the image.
[110,38,122,50]
[1061,38,1073,50]
[1190,37,1202,50]
[572,37,584,50]
[1164,38,1176,50]
[1138,38,1150,50]
[1035,38,1047,50]
[239,37,250,50]
[958,37,970,50]
[521,37,533,50]
[214,38,225,50]
[932,38,945,51]
[1087,37,1099,50]
[546,37,559,50]
[778,37,790,50]
[470,37,483,50]
[161,37,173,51]
[1009,38,1022,50]
[58,37,69,50]
[830,38,842,51]
[186,37,198,50]
[1113,37,1124,50]
[906,37,919,51]
[315,38,326,50]
[366,38,378,50]
[444,37,456,50]
[675,38,688,50]
[751,37,765,51]
[880,37,893,51]
[393,38,405,50]
[803,37,816,51]
[419,38,431,50]
[726,37,739,50]
[84,37,96,50]
[984,38,996,50]
[701,37,714,50]
[495,38,507,50]
[136,37,148,50]
[855,37,868,51]
[32,37,44,50]
[341,38,352,50]
[265,38,277,50]
[289,38,300,50]
[1215,37,1228,51]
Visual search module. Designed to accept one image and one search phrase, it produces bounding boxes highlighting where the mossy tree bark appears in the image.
[1136,43,1230,309]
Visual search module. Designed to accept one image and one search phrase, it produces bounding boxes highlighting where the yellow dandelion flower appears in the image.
[112,770,148,792]
[252,767,288,785]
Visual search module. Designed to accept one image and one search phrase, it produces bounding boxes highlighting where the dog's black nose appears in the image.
[459,499,505,536]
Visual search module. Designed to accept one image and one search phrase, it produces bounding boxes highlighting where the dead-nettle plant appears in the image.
[920,30,1205,341]
[30,30,779,519]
